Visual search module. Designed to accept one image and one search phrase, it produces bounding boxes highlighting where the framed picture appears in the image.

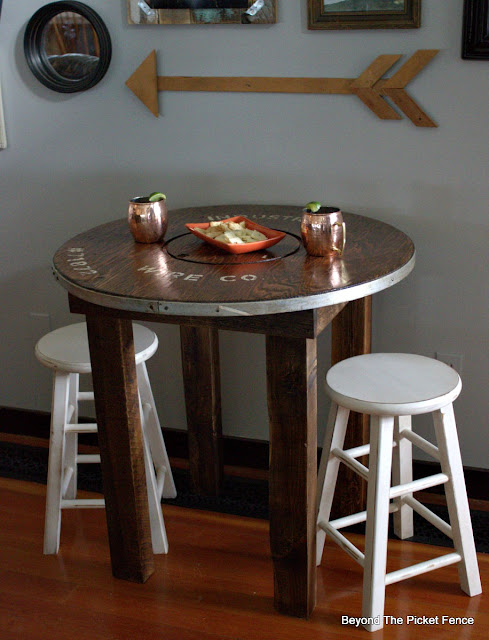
[127,0,277,25]
[462,0,489,59]
[308,0,421,30]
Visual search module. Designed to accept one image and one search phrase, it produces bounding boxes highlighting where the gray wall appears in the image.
[1,1,488,468]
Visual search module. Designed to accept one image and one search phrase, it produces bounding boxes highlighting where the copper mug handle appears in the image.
[332,221,346,256]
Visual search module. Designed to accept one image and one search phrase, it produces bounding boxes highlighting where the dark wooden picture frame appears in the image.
[128,0,277,24]
[308,0,420,30]
[462,0,489,59]
[151,1,248,6]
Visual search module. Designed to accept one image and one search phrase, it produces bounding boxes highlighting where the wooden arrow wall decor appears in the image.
[126,49,439,127]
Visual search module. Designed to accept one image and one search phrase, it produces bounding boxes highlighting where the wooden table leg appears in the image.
[85,314,154,583]
[266,335,317,618]
[330,296,372,518]
[180,325,223,496]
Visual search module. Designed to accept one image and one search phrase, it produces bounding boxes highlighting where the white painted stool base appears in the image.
[316,354,481,632]
[37,323,176,556]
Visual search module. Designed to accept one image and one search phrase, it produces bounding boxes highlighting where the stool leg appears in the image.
[433,404,482,596]
[63,373,79,501]
[316,402,350,565]
[392,415,414,539]
[136,362,177,499]
[138,392,169,555]
[44,371,70,554]
[362,415,394,632]
[143,429,169,555]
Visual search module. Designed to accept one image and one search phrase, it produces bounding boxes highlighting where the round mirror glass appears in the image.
[24,2,111,93]
[42,11,100,81]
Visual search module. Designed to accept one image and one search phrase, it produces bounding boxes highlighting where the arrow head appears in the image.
[380,50,439,127]
[382,49,439,89]
[352,54,403,89]
[351,50,439,126]
[126,50,159,117]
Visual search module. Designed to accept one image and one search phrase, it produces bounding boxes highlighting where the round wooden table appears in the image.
[53,204,415,618]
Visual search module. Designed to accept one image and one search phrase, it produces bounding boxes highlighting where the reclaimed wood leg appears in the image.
[266,335,317,618]
[331,296,372,518]
[180,325,223,496]
[85,314,154,583]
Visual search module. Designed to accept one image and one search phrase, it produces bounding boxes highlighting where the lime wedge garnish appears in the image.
[148,192,167,202]
[304,201,321,212]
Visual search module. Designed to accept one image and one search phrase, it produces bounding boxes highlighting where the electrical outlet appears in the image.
[435,352,464,374]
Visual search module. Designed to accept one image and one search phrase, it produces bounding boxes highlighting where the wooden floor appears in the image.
[0,476,487,640]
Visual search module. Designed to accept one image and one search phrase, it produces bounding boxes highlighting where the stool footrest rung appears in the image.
[61,498,105,509]
[344,443,371,459]
[325,496,452,549]
[318,520,365,566]
[389,472,448,499]
[77,391,94,401]
[385,552,462,586]
[400,428,439,461]
[343,441,398,460]
[401,495,453,539]
[65,423,97,433]
[76,454,101,464]
[332,447,369,481]
[330,502,399,530]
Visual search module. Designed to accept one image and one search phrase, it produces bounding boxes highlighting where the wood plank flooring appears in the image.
[0,476,487,639]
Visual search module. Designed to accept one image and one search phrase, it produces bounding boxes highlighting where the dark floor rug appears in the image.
[1,441,488,553]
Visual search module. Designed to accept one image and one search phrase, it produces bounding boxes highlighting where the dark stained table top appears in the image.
[53,204,415,317]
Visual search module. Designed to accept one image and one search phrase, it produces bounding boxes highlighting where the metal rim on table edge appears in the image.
[52,251,415,317]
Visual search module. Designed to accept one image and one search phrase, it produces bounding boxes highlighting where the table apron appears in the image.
[69,293,347,339]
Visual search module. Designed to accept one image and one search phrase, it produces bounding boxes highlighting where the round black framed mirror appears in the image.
[24,2,111,93]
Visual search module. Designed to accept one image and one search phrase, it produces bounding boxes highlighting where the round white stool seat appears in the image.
[325,353,462,416]
[35,322,158,374]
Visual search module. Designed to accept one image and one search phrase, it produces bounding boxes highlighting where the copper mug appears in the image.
[301,206,346,257]
[128,197,168,243]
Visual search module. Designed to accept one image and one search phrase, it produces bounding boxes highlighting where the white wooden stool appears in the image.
[35,322,177,556]
[316,353,481,632]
